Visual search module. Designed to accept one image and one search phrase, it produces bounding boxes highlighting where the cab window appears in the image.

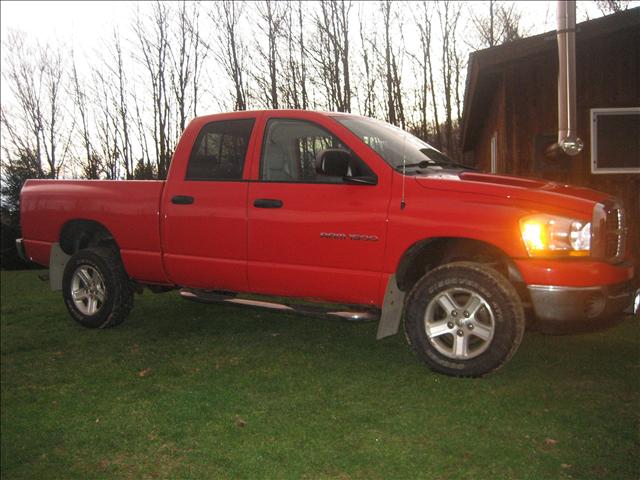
[260,118,373,183]
[186,118,255,180]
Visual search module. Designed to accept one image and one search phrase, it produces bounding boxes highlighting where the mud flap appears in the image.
[376,274,406,339]
[49,243,71,291]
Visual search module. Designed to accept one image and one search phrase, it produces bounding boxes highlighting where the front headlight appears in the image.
[519,214,591,257]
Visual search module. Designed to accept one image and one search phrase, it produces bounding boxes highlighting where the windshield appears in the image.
[334,115,467,172]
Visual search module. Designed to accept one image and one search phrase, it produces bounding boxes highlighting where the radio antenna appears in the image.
[400,134,407,210]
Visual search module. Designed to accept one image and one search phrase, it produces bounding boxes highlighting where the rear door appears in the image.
[247,113,392,306]
[162,116,257,290]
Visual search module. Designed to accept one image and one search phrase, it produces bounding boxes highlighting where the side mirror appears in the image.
[315,148,378,185]
[315,149,351,177]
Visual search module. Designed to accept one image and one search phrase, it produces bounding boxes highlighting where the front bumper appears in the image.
[528,281,635,323]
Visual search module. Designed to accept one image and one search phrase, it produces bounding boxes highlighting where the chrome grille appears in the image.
[604,205,626,262]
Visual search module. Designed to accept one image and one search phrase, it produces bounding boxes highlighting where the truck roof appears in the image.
[193,109,356,123]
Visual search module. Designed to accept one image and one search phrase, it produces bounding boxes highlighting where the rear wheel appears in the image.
[62,247,133,328]
[404,261,525,377]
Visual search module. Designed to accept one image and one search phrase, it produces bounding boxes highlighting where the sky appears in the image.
[1,0,625,107]
[0,1,617,48]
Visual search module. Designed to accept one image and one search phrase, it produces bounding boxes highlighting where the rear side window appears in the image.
[186,118,255,180]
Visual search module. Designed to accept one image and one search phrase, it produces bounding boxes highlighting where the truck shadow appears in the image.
[123,291,638,380]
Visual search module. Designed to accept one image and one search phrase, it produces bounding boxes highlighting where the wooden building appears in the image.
[461,8,639,281]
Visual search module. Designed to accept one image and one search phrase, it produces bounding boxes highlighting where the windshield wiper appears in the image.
[396,160,433,170]
[421,147,477,170]
[396,158,477,171]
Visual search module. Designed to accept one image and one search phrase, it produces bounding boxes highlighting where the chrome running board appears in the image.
[179,288,379,322]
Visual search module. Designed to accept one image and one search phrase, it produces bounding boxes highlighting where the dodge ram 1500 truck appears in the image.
[17,110,635,376]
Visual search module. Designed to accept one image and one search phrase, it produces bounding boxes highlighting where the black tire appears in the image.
[62,247,133,328]
[404,261,525,377]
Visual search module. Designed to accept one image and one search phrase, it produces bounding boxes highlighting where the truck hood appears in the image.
[414,171,609,215]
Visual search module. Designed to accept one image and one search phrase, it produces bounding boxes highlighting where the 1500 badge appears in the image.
[320,232,379,241]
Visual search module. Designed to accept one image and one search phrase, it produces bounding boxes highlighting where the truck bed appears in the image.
[20,179,168,283]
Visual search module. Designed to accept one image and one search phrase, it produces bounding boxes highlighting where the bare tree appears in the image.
[452,26,465,128]
[470,1,525,49]
[437,1,462,156]
[133,94,152,173]
[297,1,309,109]
[382,1,396,125]
[0,105,42,178]
[338,0,352,113]
[110,30,134,179]
[282,2,299,109]
[426,10,442,147]
[41,46,64,177]
[310,0,352,112]
[294,1,310,109]
[411,2,440,142]
[596,0,629,14]
[280,1,309,109]
[209,1,248,111]
[2,32,46,177]
[391,50,406,129]
[134,2,173,179]
[172,1,193,133]
[171,1,204,136]
[310,4,337,110]
[85,30,136,180]
[42,45,75,178]
[499,4,525,44]
[92,67,119,179]
[252,0,287,109]
[380,1,405,127]
[357,8,378,118]
[188,1,207,118]
[1,33,73,179]
[69,50,101,179]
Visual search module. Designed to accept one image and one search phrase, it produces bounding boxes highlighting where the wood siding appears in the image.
[465,24,639,280]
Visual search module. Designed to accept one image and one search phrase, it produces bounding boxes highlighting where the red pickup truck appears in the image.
[18,110,635,376]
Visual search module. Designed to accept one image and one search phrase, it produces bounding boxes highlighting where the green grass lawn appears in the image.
[1,270,638,479]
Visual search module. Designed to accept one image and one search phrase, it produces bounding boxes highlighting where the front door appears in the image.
[247,115,391,306]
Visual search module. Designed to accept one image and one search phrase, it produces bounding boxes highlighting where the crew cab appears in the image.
[17,110,636,376]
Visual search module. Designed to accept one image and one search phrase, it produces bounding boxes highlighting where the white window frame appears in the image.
[490,132,497,173]
[590,107,640,175]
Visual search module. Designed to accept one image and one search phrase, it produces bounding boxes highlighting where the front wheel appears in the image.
[62,247,133,328]
[404,261,525,377]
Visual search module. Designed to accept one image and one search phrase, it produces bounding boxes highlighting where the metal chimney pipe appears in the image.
[556,0,583,155]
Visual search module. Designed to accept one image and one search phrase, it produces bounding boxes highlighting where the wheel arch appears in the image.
[379,237,529,342]
[395,237,525,293]
[59,219,119,256]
